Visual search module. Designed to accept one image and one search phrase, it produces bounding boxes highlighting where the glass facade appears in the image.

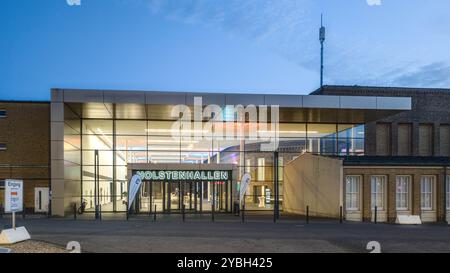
[63,103,364,213]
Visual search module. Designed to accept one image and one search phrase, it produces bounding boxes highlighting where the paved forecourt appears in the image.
[1,214,449,253]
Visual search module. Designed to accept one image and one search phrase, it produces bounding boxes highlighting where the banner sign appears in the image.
[128,174,142,210]
[239,173,251,205]
[133,170,232,182]
[5,179,23,213]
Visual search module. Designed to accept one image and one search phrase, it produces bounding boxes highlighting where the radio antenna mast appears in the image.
[319,14,326,88]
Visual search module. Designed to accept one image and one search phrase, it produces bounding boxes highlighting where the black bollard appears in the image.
[95,205,99,220]
[306,205,309,224]
[182,205,185,222]
[273,202,276,223]
[374,206,377,224]
[242,202,245,223]
[339,206,343,224]
[153,205,157,222]
[0,204,3,219]
[212,201,215,223]
[22,207,26,219]
[48,202,51,218]
[73,203,77,220]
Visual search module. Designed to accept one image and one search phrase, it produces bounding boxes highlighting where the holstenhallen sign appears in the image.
[134,170,231,182]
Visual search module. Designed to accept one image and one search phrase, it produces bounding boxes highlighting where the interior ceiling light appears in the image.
[147,146,193,151]
[257,130,318,134]
[145,129,210,133]
[147,140,199,144]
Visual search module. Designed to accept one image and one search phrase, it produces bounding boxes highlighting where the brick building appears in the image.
[0,86,449,224]
[310,86,450,223]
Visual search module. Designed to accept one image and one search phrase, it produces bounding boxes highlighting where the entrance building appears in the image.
[7,85,450,223]
[4,86,450,223]
[127,164,237,214]
[49,88,410,216]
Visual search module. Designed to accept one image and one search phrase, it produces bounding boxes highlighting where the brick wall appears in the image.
[0,102,50,211]
[344,166,446,223]
[315,86,450,157]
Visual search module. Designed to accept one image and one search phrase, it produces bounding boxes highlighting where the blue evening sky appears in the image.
[1,0,449,100]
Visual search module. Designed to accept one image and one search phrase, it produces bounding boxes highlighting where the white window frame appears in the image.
[345,175,361,211]
[396,175,411,211]
[420,175,435,211]
[257,158,265,181]
[371,175,386,210]
[446,175,450,210]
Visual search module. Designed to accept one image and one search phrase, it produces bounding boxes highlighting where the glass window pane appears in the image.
[396,176,410,210]
[307,124,336,138]
[82,120,113,135]
[371,176,385,210]
[257,158,265,181]
[346,176,360,210]
[82,135,113,150]
[116,136,147,151]
[277,123,307,138]
[147,120,185,136]
[421,176,434,210]
[82,150,113,165]
[116,120,146,135]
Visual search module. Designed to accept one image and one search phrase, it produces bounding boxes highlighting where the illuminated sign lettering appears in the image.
[133,170,231,182]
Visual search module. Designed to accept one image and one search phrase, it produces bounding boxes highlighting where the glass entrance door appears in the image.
[167,182,180,212]
[140,180,231,214]
[183,181,195,212]
[151,181,163,213]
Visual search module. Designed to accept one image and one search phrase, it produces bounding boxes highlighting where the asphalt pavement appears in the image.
[1,213,449,253]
